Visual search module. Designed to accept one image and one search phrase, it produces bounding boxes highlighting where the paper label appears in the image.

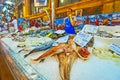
[84,25,98,34]
[73,32,92,47]
[109,44,120,55]
[54,30,65,34]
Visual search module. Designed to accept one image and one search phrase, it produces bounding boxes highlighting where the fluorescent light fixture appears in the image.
[61,0,64,3]
[5,1,15,5]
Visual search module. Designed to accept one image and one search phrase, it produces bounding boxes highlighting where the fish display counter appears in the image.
[97,26,120,38]
[0,32,120,80]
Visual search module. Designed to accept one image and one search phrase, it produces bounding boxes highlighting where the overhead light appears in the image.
[5,1,15,5]
[61,0,64,3]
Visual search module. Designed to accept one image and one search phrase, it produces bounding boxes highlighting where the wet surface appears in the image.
[0,51,14,80]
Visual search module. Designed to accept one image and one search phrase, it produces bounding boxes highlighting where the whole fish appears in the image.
[24,40,54,58]
[32,43,68,61]
[57,43,77,80]
[31,35,91,80]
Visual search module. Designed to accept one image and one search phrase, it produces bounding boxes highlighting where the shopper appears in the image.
[95,16,99,26]
[85,16,90,24]
[3,19,8,31]
[22,20,28,30]
[12,16,18,32]
[18,22,23,32]
[64,8,76,34]
[8,21,15,33]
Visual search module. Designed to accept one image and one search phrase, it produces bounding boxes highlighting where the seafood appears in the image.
[78,47,90,59]
[17,37,52,47]
[92,47,120,61]
[57,40,78,80]
[32,43,68,61]
[24,40,54,57]
[31,35,91,80]
[39,29,53,36]
[96,31,120,38]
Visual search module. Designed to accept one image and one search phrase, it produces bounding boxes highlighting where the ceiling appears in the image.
[0,0,6,3]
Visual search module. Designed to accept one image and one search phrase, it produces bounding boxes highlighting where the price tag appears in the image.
[84,25,98,34]
[54,30,65,34]
[109,44,120,55]
[55,35,69,43]
[73,32,92,47]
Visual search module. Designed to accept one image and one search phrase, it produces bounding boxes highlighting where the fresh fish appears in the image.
[57,45,77,80]
[39,29,53,36]
[32,44,68,61]
[31,35,91,80]
[24,40,54,58]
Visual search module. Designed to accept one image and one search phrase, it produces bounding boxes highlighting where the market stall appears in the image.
[0,24,120,80]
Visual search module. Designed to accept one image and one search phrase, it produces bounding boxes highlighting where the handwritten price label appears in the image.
[109,44,120,55]
[84,25,98,34]
[73,32,92,47]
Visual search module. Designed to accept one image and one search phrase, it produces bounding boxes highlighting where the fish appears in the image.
[31,35,91,80]
[24,40,54,58]
[68,38,90,60]
[32,43,68,61]
[78,47,90,59]
[57,44,77,80]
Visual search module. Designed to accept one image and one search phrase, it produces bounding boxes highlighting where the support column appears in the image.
[51,0,55,29]
[114,0,120,12]
[23,0,30,18]
[23,4,27,17]
[14,7,18,18]
[14,7,17,17]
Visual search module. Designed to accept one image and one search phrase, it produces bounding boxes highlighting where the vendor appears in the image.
[64,8,76,34]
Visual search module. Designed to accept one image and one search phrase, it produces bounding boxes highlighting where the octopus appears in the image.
[31,35,90,80]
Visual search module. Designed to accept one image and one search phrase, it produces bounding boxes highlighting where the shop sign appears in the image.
[73,32,92,47]
[109,44,120,55]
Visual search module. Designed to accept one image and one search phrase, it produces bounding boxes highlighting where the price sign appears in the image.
[109,44,120,55]
[84,25,98,34]
[55,35,69,43]
[54,30,65,34]
[73,32,92,47]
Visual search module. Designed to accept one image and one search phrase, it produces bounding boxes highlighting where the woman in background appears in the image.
[8,21,15,33]
[12,16,18,32]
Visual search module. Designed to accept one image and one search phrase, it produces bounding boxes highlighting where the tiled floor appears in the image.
[0,52,14,80]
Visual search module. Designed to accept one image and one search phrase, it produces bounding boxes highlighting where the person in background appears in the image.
[4,19,8,31]
[30,19,35,27]
[0,22,4,32]
[17,17,24,27]
[22,20,28,30]
[85,16,90,24]
[8,20,15,33]
[12,16,18,32]
[26,19,30,28]
[95,16,99,26]
[64,8,76,34]
[34,19,38,27]
[57,24,62,30]
[18,22,23,32]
